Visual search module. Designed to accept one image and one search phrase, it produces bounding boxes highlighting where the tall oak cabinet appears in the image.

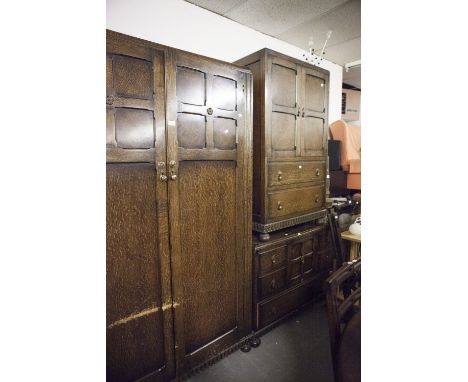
[235,49,329,241]
[106,30,253,381]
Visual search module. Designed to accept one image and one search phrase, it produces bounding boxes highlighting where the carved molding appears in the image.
[253,209,327,234]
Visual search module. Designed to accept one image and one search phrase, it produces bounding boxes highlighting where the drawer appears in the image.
[258,245,287,275]
[258,268,287,300]
[267,184,325,219]
[303,253,320,279]
[268,161,325,187]
[257,278,322,329]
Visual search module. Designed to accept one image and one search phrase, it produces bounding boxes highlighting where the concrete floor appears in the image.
[186,300,334,382]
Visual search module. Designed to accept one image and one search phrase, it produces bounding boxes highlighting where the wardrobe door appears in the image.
[266,55,300,159]
[106,32,175,382]
[165,50,252,373]
[300,66,328,157]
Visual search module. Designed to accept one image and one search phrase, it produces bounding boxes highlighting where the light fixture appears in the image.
[303,30,333,65]
[344,59,361,72]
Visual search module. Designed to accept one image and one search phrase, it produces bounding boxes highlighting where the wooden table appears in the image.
[340,231,361,260]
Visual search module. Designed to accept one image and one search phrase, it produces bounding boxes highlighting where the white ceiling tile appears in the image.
[224,0,348,36]
[323,37,360,66]
[278,0,360,57]
[185,0,247,15]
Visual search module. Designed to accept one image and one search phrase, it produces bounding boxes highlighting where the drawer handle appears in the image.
[270,279,276,290]
[271,254,278,264]
[315,168,320,177]
[277,202,283,210]
[277,171,283,181]
[314,195,319,203]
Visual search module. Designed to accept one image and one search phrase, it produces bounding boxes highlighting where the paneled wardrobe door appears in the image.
[106,33,175,382]
[165,49,252,374]
[267,55,300,159]
[299,66,329,157]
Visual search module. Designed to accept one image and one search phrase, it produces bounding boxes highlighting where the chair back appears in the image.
[324,259,361,379]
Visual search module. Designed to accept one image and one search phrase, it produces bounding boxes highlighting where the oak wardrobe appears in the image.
[106,30,253,381]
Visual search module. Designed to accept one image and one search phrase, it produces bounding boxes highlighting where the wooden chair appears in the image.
[327,210,347,269]
[324,259,361,382]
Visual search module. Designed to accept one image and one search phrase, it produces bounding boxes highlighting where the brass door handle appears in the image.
[277,202,283,210]
[169,160,177,181]
[158,162,167,182]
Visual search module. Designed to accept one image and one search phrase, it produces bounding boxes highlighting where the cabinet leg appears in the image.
[258,233,270,242]
[240,342,252,352]
[250,336,261,348]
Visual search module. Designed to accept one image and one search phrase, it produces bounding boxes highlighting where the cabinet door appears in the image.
[300,66,328,157]
[267,56,300,159]
[165,50,252,373]
[106,33,175,382]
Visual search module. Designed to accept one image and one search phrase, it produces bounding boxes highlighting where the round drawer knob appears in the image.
[207,107,213,115]
[277,202,283,210]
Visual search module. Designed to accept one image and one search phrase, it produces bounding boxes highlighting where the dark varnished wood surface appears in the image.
[252,223,333,330]
[106,164,166,382]
[107,30,252,381]
[235,49,329,230]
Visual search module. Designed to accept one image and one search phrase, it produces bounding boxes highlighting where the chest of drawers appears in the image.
[252,223,333,331]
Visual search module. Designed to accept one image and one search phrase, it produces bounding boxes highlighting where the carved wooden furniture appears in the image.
[235,49,329,241]
[324,259,361,382]
[106,30,253,381]
[252,223,333,331]
[340,231,361,261]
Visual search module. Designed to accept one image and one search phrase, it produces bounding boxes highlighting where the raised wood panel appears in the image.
[115,108,155,149]
[113,55,153,100]
[213,75,237,111]
[176,66,206,106]
[304,73,325,112]
[302,116,325,155]
[271,63,297,108]
[213,117,236,150]
[271,112,296,153]
[106,163,166,382]
[178,161,238,354]
[177,113,206,149]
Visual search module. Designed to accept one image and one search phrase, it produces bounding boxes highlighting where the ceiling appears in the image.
[184,0,361,89]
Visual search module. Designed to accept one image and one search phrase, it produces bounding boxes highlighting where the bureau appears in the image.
[252,223,333,331]
[235,49,330,241]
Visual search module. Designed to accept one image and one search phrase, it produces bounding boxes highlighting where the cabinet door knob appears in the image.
[277,202,283,210]
[277,171,283,181]
[207,107,213,115]
[316,168,320,177]
[158,162,167,182]
[271,254,278,264]
[160,175,168,182]
[170,174,177,180]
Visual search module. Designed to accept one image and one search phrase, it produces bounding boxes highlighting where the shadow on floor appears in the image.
[187,300,334,382]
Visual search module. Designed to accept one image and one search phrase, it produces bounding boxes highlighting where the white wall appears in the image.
[107,0,343,124]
